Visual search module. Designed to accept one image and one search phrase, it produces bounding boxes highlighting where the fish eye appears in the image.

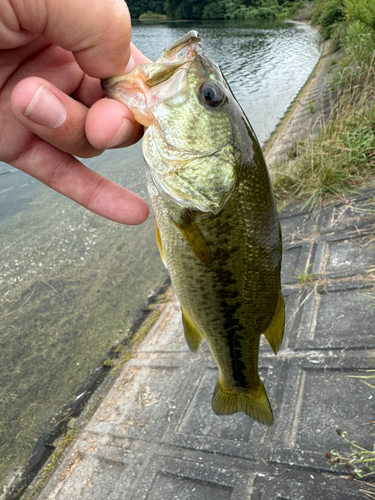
[198,81,224,108]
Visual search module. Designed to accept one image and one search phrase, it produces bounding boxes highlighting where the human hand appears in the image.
[1,0,150,224]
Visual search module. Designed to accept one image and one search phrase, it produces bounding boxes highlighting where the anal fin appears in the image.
[181,309,204,353]
[212,376,273,426]
[263,291,285,355]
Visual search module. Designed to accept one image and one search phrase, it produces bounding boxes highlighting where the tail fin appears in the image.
[211,376,273,426]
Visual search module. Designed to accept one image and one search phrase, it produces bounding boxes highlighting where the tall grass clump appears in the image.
[334,0,375,84]
[272,0,375,209]
[272,88,375,208]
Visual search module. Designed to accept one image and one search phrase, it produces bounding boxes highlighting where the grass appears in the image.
[326,429,375,480]
[271,75,375,210]
[270,0,375,212]
[295,263,315,286]
[307,97,316,114]
[324,372,375,495]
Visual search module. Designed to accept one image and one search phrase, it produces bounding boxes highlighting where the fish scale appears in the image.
[102,30,284,425]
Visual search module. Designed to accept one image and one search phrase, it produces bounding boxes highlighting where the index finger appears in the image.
[9,0,132,78]
[11,135,149,224]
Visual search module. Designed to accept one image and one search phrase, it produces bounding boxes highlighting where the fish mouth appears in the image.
[160,30,202,64]
[102,31,201,88]
[101,31,203,126]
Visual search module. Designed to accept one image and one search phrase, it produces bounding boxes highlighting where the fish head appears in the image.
[102,31,254,214]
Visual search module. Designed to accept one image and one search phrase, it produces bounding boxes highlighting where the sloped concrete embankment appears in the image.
[265,40,336,165]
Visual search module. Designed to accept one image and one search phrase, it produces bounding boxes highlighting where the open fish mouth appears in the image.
[159,30,202,63]
[101,31,203,127]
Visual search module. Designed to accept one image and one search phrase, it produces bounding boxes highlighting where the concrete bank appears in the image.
[16,42,375,500]
[264,39,336,164]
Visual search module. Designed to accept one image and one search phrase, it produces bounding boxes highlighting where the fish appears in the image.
[102,31,284,425]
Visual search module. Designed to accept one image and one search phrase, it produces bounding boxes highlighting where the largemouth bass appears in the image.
[102,31,284,425]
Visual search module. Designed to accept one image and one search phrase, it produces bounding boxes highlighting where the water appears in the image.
[0,20,321,490]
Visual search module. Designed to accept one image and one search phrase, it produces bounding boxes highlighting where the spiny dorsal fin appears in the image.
[172,211,214,270]
[181,309,204,353]
[154,218,167,268]
[263,291,285,354]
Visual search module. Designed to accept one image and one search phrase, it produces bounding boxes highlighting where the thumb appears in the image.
[8,0,132,78]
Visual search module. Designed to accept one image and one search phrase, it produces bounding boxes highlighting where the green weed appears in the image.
[325,374,375,497]
[307,97,316,114]
[326,429,375,480]
[295,263,315,286]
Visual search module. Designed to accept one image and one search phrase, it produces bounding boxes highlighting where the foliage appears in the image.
[295,264,315,286]
[316,0,375,84]
[271,0,375,210]
[272,78,375,209]
[202,1,227,19]
[139,11,167,19]
[126,0,165,19]
[335,22,375,82]
[311,0,375,43]
[127,0,302,20]
[326,429,375,481]
[164,0,207,18]
[312,0,345,38]
[225,0,284,19]
[346,0,375,32]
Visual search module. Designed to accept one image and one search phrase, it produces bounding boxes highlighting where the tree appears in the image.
[126,0,166,18]
[202,1,227,19]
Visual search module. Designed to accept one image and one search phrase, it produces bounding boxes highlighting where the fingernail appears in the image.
[108,119,135,148]
[24,86,67,128]
[124,55,137,74]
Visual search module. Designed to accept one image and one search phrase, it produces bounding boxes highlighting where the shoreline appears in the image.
[264,38,333,164]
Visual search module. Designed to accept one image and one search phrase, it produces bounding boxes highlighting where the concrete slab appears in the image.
[259,476,363,500]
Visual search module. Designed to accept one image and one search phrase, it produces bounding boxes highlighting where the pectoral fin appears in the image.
[181,309,204,353]
[154,218,167,267]
[263,291,285,354]
[173,212,214,270]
